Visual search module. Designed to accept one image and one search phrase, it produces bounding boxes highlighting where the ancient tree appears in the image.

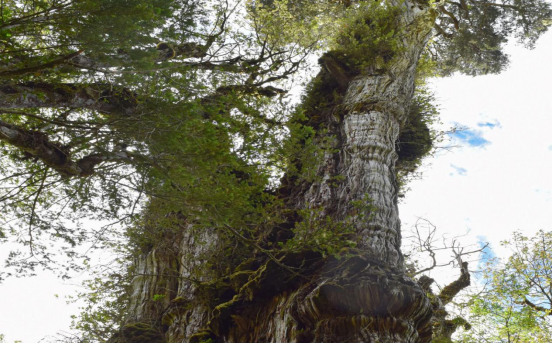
[0,0,550,342]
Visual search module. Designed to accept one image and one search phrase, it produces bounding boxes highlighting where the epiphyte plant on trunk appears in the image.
[0,0,551,342]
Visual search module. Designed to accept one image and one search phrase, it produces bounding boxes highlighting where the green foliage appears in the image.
[0,0,205,278]
[247,0,339,49]
[456,230,552,342]
[1,0,328,336]
[0,0,304,279]
[152,294,166,301]
[2,0,552,340]
[69,256,132,342]
[281,67,344,184]
[282,197,375,257]
[329,2,403,74]
[293,67,345,124]
[396,86,440,194]
[283,117,335,184]
[430,0,552,76]
[0,0,194,81]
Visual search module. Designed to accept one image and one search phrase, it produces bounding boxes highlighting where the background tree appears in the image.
[402,227,552,343]
[1,0,551,343]
[453,230,552,342]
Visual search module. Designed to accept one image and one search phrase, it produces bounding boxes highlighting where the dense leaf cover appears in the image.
[452,231,552,342]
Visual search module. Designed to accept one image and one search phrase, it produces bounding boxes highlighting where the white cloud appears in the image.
[450,128,491,148]
[450,164,468,176]
[400,31,552,286]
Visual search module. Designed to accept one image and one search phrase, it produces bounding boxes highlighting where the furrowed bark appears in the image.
[115,2,439,343]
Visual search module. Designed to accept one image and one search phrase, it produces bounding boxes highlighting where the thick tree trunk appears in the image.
[114,2,438,343]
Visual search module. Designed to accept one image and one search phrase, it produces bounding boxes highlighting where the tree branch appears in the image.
[439,5,461,31]
[434,23,454,38]
[0,50,84,78]
[0,82,139,115]
[520,297,552,315]
[0,119,123,177]
[439,261,471,306]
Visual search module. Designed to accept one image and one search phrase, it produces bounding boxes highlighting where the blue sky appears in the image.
[399,30,552,292]
[477,120,501,129]
[450,164,468,176]
[450,127,491,148]
[475,236,497,276]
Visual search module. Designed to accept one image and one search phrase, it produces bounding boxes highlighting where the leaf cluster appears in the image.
[429,0,552,76]
[329,2,403,75]
[455,230,552,342]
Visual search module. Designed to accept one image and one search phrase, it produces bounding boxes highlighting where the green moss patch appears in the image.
[116,322,163,343]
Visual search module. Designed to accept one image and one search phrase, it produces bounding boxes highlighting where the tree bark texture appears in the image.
[114,2,439,343]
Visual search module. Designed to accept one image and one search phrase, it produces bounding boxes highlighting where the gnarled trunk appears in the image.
[114,2,438,343]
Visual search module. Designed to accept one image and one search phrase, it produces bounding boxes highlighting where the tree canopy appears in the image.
[0,0,329,278]
[451,230,552,342]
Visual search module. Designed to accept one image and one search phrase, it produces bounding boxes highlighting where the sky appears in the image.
[1,17,552,343]
[399,30,552,283]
